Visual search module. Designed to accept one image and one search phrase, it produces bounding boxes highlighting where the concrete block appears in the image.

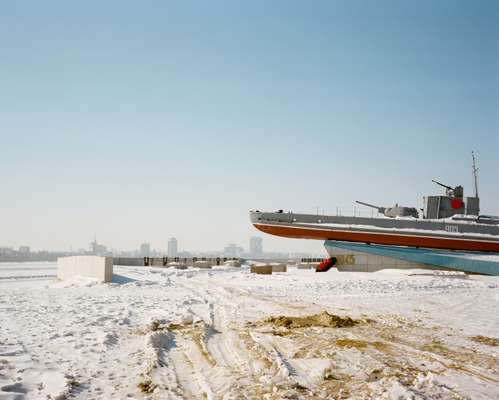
[224,260,241,268]
[271,263,287,273]
[58,256,113,283]
[194,261,212,269]
[297,263,312,269]
[250,265,272,275]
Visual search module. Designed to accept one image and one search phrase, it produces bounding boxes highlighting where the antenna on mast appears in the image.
[472,151,479,199]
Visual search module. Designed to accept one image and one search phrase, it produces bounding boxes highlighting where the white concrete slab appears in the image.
[57,256,113,283]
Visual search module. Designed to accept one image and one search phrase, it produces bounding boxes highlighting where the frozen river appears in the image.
[1,262,498,399]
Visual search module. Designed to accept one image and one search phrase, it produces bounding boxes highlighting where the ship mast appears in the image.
[472,151,479,199]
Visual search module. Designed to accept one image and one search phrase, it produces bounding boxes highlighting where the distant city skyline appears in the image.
[0,235,325,260]
[1,1,497,253]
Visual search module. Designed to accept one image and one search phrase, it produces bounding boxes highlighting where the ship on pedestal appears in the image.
[250,154,499,274]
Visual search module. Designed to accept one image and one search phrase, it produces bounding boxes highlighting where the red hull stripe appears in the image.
[254,224,499,252]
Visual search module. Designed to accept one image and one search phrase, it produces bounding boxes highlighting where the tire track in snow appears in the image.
[171,277,323,398]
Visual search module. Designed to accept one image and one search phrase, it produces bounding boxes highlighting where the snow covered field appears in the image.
[1,262,498,399]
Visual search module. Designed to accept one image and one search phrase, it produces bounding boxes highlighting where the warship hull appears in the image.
[251,211,499,253]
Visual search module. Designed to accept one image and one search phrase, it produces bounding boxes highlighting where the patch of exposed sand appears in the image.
[470,335,499,347]
[262,311,359,329]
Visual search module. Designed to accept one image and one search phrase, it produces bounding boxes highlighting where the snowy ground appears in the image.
[0,262,498,399]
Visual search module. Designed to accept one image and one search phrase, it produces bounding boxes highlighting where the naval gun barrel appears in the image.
[432,179,453,190]
[355,200,386,214]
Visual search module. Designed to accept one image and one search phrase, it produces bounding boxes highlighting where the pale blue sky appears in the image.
[1,1,498,253]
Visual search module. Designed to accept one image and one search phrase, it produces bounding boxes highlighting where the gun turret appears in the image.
[355,201,386,214]
[432,180,453,191]
[356,201,419,218]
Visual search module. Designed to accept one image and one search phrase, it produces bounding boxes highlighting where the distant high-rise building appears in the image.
[139,242,151,257]
[223,243,244,258]
[249,236,263,257]
[168,237,178,257]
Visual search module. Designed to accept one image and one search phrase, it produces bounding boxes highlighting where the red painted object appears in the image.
[316,257,337,272]
[451,199,464,209]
